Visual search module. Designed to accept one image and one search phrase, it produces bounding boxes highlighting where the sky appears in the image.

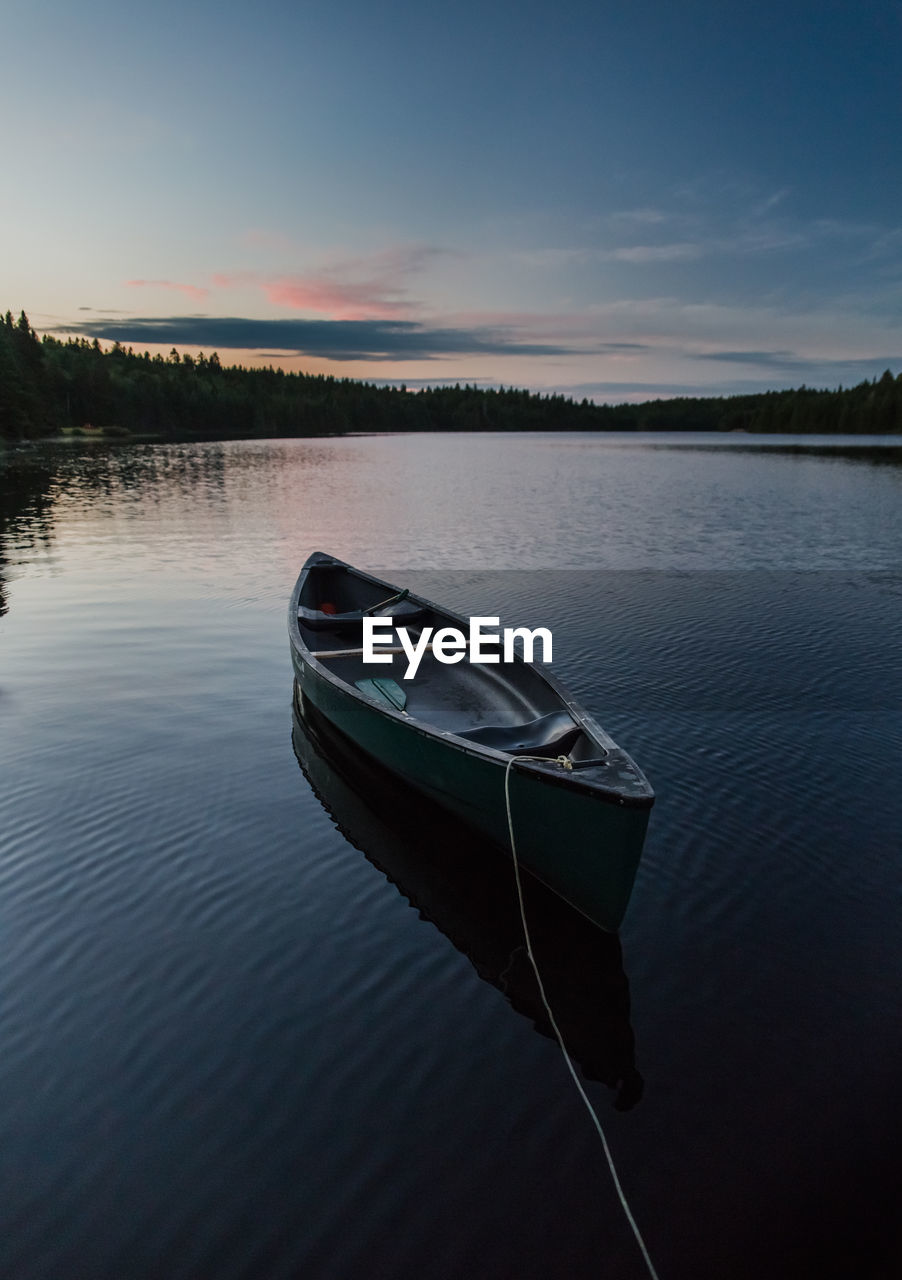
[3,0,902,401]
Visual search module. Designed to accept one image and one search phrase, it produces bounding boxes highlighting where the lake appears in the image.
[1,432,900,1279]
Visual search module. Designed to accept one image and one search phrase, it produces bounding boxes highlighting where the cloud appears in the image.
[519,193,902,289]
[56,315,580,361]
[365,376,496,388]
[693,350,902,380]
[515,241,703,269]
[539,366,902,400]
[215,245,449,320]
[262,275,409,319]
[545,380,783,399]
[606,207,670,227]
[604,243,704,264]
[750,189,791,218]
[694,349,809,369]
[126,279,209,301]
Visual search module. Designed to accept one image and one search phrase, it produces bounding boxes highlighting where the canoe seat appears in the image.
[298,600,425,631]
[457,710,581,758]
[354,677,407,712]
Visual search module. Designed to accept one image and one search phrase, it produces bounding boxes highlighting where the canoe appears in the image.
[291,698,643,1105]
[288,551,654,932]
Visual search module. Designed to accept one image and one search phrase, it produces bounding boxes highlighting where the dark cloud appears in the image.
[692,350,902,383]
[549,365,902,401]
[549,380,788,400]
[56,315,579,361]
[369,377,496,388]
[695,349,807,368]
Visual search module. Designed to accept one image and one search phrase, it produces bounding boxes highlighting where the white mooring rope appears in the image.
[503,755,661,1280]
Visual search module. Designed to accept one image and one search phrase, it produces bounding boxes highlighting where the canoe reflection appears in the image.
[292,692,643,1110]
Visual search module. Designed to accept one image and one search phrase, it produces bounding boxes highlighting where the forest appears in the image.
[1,309,901,442]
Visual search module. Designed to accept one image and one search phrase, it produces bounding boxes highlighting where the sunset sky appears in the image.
[4,0,902,400]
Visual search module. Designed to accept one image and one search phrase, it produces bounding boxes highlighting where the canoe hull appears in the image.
[292,649,649,932]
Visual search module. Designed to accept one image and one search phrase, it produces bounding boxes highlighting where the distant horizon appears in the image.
[5,310,899,442]
[31,318,902,408]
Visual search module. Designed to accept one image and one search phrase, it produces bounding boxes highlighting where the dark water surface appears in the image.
[1,433,900,1279]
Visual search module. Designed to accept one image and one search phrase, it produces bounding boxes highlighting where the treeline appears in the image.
[1,308,900,441]
[601,377,902,434]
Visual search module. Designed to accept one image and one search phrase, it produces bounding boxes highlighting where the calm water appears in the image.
[1,433,900,1279]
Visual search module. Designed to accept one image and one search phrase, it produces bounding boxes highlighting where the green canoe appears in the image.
[288,552,654,932]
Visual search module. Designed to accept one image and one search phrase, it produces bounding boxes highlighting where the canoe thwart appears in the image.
[311,643,435,659]
[298,597,424,632]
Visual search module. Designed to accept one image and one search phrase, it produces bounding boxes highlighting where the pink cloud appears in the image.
[207,264,410,319]
[210,271,257,289]
[262,274,411,320]
[210,245,449,320]
[126,279,209,301]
